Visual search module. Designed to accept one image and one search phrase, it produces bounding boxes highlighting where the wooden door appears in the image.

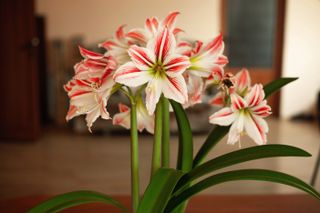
[0,0,40,140]
[221,0,286,116]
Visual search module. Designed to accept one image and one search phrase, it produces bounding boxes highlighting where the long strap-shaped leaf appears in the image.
[193,126,230,167]
[264,77,298,98]
[193,77,298,167]
[170,100,193,172]
[176,144,311,191]
[27,190,128,213]
[165,169,320,212]
[137,168,183,213]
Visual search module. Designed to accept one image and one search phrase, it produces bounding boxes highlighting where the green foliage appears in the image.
[170,100,193,173]
[263,77,298,98]
[166,169,320,212]
[27,191,128,213]
[176,144,311,190]
[137,168,183,213]
[193,126,230,167]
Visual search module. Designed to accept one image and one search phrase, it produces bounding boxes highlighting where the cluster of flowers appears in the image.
[64,12,271,146]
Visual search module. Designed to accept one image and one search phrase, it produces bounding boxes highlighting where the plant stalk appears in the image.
[130,100,140,213]
[162,97,170,167]
[151,97,163,177]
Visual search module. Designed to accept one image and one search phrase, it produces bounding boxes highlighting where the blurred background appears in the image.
[1,0,320,205]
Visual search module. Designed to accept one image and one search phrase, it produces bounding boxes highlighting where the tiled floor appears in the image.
[0,119,319,199]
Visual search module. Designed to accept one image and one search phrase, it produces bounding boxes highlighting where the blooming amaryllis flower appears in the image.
[113,100,155,134]
[64,47,116,131]
[209,84,272,145]
[209,68,251,107]
[99,25,136,65]
[188,35,228,79]
[74,46,117,79]
[180,36,228,108]
[114,27,190,115]
[183,73,204,108]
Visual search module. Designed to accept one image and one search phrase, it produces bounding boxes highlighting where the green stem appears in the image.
[151,97,163,177]
[162,97,170,167]
[130,100,140,213]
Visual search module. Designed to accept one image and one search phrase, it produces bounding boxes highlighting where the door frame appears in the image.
[220,0,286,116]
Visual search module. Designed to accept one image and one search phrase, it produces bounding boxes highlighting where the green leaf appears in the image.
[193,125,230,167]
[137,168,183,213]
[264,77,298,98]
[166,169,320,212]
[170,100,193,172]
[177,144,311,191]
[193,77,298,167]
[27,190,128,213]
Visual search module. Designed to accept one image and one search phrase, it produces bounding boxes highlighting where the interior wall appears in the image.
[36,0,221,44]
[281,0,320,118]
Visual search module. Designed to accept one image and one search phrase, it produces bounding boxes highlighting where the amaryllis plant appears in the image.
[29,12,320,213]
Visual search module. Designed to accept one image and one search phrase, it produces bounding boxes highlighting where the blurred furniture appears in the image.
[1,195,319,213]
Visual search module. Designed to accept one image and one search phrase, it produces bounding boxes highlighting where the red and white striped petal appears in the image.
[147,27,176,63]
[203,34,224,56]
[70,92,97,108]
[126,28,149,45]
[145,17,159,35]
[99,69,115,91]
[251,100,272,117]
[145,77,163,115]
[163,54,190,77]
[176,41,193,56]
[162,11,180,30]
[119,103,130,113]
[227,114,244,145]
[66,105,79,121]
[192,40,204,55]
[235,68,251,94]
[78,46,104,59]
[230,93,247,111]
[209,107,236,126]
[114,62,152,87]
[137,102,155,134]
[115,25,126,41]
[113,104,131,130]
[139,97,156,133]
[244,114,268,145]
[162,75,188,104]
[209,92,224,107]
[99,97,111,120]
[245,84,265,107]
[216,55,229,66]
[85,106,100,132]
[128,45,155,70]
[186,74,204,106]
[99,40,117,51]
[189,53,221,78]
[210,65,224,82]
[173,28,184,37]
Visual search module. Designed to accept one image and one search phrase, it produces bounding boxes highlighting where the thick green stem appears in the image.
[130,100,140,213]
[151,98,163,177]
[162,97,170,167]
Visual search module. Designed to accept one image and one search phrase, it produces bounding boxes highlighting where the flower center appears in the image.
[153,64,166,78]
[90,82,101,89]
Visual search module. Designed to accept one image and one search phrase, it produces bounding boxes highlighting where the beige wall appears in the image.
[36,0,221,44]
[280,0,320,118]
